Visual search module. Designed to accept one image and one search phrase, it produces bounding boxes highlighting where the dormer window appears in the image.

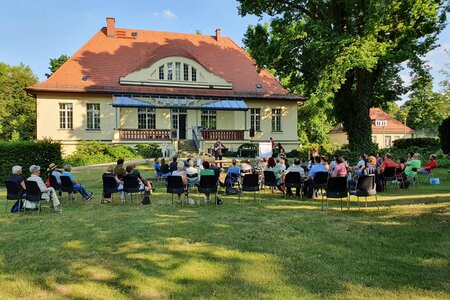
[120,56,232,89]
[374,119,387,127]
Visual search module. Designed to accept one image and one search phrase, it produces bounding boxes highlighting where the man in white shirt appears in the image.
[284,158,305,197]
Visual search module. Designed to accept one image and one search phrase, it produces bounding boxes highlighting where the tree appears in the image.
[0,62,39,140]
[238,0,448,152]
[45,54,69,78]
[439,116,450,154]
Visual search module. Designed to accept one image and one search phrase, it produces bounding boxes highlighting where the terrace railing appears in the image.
[119,129,171,140]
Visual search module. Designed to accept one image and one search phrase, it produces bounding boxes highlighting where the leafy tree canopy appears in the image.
[0,62,39,140]
[45,54,69,78]
[239,0,449,152]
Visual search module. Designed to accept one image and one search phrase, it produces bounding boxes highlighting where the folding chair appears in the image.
[50,175,62,197]
[351,174,378,210]
[381,167,400,190]
[409,168,418,186]
[325,176,349,211]
[284,172,303,199]
[24,180,49,213]
[313,171,328,203]
[60,175,77,200]
[123,175,143,203]
[4,180,25,214]
[418,168,434,184]
[239,174,260,203]
[166,176,186,205]
[197,175,218,204]
[263,171,278,193]
[102,175,120,202]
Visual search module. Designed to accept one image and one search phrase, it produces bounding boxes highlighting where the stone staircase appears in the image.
[177,139,199,157]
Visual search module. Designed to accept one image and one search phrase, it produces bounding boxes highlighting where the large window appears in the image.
[191,67,197,81]
[167,62,173,80]
[250,108,261,131]
[385,135,392,147]
[201,110,216,129]
[183,64,189,81]
[59,103,73,129]
[86,103,100,130]
[271,109,281,132]
[159,65,164,80]
[138,108,156,129]
[175,62,181,81]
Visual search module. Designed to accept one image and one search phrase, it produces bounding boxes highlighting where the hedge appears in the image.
[0,140,63,182]
[392,138,440,150]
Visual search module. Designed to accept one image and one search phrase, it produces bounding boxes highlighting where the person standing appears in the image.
[213,138,226,167]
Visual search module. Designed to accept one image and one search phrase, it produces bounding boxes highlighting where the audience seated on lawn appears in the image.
[169,156,178,173]
[303,156,327,197]
[114,158,126,180]
[27,165,62,213]
[159,158,171,179]
[364,156,378,175]
[240,159,252,174]
[186,160,199,186]
[404,153,421,177]
[61,165,93,201]
[332,156,348,177]
[130,162,153,194]
[102,165,124,203]
[321,156,331,172]
[284,157,305,197]
[353,154,367,177]
[419,154,437,174]
[200,161,215,203]
[154,158,162,177]
[379,153,398,173]
[265,157,285,193]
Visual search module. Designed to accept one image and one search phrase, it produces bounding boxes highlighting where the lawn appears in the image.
[0,164,449,299]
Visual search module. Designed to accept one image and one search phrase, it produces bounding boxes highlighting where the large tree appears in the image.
[238,0,448,152]
[0,62,38,140]
[45,54,69,78]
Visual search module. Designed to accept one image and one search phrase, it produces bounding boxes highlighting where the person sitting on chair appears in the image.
[125,165,151,194]
[186,160,199,187]
[404,153,421,177]
[418,154,437,174]
[102,165,124,203]
[8,165,27,197]
[114,158,127,180]
[240,159,252,174]
[169,156,179,173]
[303,156,328,198]
[27,165,62,213]
[130,162,154,194]
[47,163,63,184]
[154,158,162,178]
[61,165,93,201]
[199,161,215,203]
[265,157,285,193]
[332,156,348,177]
[283,157,305,197]
[172,162,189,203]
[224,159,240,187]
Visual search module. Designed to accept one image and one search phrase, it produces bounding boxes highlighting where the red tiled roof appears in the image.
[329,108,414,134]
[28,21,302,100]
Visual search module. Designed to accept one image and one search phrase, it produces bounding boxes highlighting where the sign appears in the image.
[259,142,272,158]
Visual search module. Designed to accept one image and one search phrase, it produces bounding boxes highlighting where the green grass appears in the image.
[0,165,449,299]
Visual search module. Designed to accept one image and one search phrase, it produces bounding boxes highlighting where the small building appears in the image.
[27,17,303,155]
[329,108,414,148]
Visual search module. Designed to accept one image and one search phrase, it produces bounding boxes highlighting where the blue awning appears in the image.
[112,95,248,111]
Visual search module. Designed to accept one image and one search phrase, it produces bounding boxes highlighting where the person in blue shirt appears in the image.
[154,158,162,177]
[303,156,328,198]
[47,163,63,184]
[61,165,93,200]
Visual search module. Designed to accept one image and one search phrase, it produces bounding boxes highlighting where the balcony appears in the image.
[200,130,244,140]
[119,129,171,140]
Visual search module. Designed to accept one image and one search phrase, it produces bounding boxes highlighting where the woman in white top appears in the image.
[27,165,62,213]
[172,162,189,202]
[185,160,199,186]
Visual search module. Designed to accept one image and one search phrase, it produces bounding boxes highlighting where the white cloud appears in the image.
[153,9,177,19]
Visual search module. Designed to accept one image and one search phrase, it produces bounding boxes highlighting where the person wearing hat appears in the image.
[27,165,62,213]
[48,163,63,184]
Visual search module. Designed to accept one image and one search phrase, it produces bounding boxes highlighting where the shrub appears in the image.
[393,138,440,150]
[75,140,108,155]
[439,117,450,154]
[0,140,62,182]
[64,153,112,167]
[106,145,141,160]
[134,144,162,159]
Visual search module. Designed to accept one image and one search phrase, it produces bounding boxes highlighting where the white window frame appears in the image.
[250,108,261,131]
[271,109,281,132]
[375,119,387,127]
[138,108,156,129]
[86,103,100,130]
[201,110,216,129]
[59,103,73,129]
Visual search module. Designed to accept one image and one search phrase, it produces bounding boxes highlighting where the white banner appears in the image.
[259,142,273,158]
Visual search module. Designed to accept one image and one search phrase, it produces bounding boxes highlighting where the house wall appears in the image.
[329,132,414,148]
[36,93,300,155]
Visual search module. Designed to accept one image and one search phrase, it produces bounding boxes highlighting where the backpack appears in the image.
[226,186,238,195]
[11,200,23,213]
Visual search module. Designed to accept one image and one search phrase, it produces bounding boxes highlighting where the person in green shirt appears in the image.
[404,153,421,177]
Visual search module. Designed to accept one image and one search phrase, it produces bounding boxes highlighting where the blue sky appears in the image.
[1,0,449,99]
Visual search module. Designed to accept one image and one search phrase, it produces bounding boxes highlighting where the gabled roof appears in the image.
[329,108,414,134]
[28,18,303,101]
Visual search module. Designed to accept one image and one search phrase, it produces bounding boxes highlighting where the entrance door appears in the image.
[171,109,187,140]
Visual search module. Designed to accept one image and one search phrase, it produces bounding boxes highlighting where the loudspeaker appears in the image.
[249,127,255,138]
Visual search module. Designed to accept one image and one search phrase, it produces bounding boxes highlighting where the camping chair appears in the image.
[284,172,303,199]
[418,168,434,184]
[50,175,62,197]
[102,175,120,202]
[325,176,349,211]
[4,180,25,215]
[351,174,378,210]
[24,180,49,213]
[166,176,186,205]
[197,175,218,205]
[123,175,143,203]
[225,172,241,196]
[381,167,400,190]
[263,171,278,193]
[239,174,260,203]
[60,175,77,200]
[313,171,328,202]
[409,168,419,186]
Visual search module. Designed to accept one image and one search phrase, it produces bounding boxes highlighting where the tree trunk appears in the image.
[334,68,374,153]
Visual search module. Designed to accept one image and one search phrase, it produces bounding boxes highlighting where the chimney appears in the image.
[215,28,221,42]
[106,17,116,38]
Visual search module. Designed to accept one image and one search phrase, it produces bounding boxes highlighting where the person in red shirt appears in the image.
[378,153,399,174]
[419,154,437,174]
